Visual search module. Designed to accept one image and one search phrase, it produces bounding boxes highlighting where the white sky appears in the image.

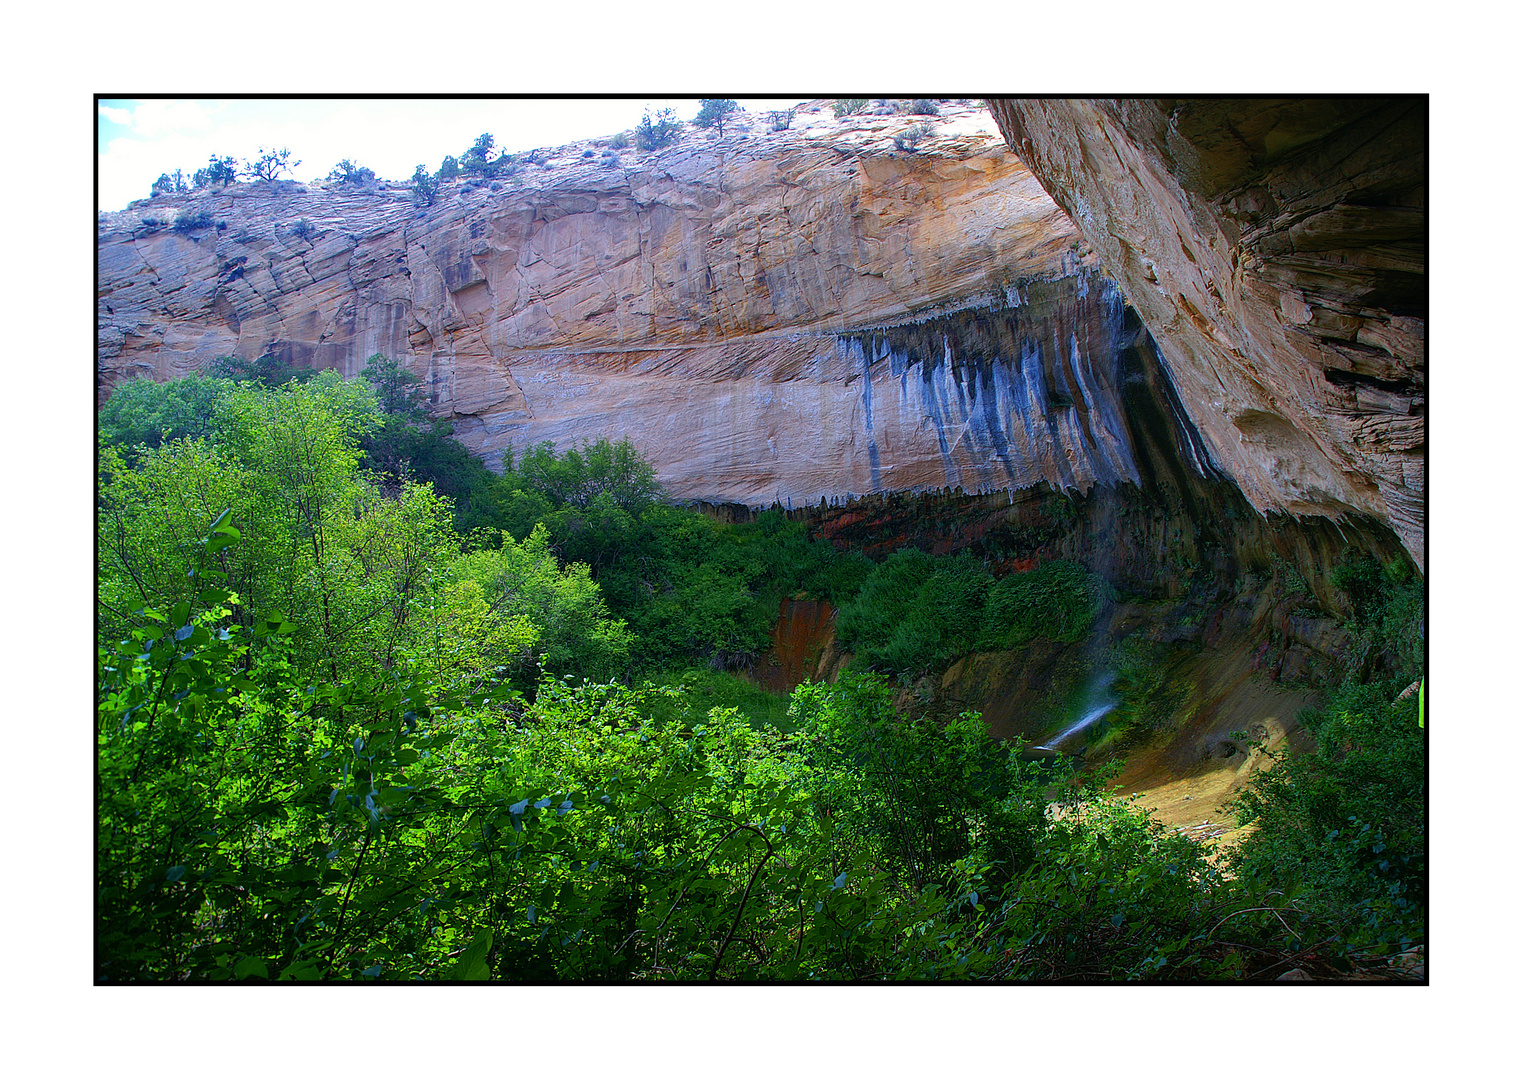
[97,97,811,212]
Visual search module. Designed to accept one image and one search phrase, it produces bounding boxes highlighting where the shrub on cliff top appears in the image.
[892,123,935,153]
[193,155,239,189]
[410,164,438,207]
[693,98,740,137]
[245,146,300,183]
[832,98,869,117]
[150,169,189,197]
[634,108,682,151]
[326,158,376,185]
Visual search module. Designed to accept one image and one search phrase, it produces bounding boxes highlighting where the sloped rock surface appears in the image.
[987,98,1425,569]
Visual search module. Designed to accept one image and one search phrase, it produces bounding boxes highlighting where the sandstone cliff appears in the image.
[103,101,1160,509]
[986,98,1425,569]
[98,99,1423,565]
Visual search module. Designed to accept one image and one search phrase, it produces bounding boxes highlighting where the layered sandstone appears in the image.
[102,102,1145,509]
[986,98,1425,569]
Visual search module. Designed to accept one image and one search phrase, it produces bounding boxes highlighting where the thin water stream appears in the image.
[1031,672,1116,752]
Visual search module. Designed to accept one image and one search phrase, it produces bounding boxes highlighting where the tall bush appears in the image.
[634,108,682,151]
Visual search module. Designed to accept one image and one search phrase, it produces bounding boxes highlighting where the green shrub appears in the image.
[791,673,1047,889]
[770,108,795,131]
[1229,679,1425,955]
[326,158,376,185]
[978,560,1106,649]
[832,98,869,117]
[192,154,238,188]
[693,98,740,137]
[172,209,215,233]
[634,108,682,151]
[98,373,236,452]
[449,525,633,683]
[607,131,630,150]
[410,164,438,207]
[1106,636,1190,737]
[290,217,316,242]
[510,438,662,515]
[892,122,935,152]
[360,353,427,418]
[207,353,315,388]
[245,146,300,182]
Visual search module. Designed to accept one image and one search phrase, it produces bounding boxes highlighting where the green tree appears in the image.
[464,132,495,167]
[246,146,300,182]
[326,158,376,185]
[150,169,189,196]
[208,352,315,388]
[461,133,513,177]
[693,99,740,137]
[791,673,1047,890]
[449,525,633,682]
[193,154,239,188]
[634,108,682,151]
[511,438,663,515]
[410,164,439,207]
[98,373,235,452]
[361,354,428,419]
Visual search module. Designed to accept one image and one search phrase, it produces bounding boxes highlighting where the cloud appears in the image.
[127,100,221,138]
[97,104,132,126]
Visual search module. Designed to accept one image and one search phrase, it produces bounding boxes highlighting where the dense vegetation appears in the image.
[97,366,1425,981]
[1227,559,1426,957]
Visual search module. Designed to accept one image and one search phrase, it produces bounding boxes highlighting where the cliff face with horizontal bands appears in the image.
[98,102,1176,509]
[986,98,1425,569]
[98,99,1423,564]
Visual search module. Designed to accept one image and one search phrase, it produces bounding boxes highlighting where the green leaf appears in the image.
[277,958,323,981]
[448,927,493,981]
[233,957,269,979]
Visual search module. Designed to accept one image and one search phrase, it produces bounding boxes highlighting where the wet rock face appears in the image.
[987,98,1425,569]
[485,278,1157,509]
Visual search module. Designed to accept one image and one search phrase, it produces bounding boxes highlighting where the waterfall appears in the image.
[1033,671,1116,752]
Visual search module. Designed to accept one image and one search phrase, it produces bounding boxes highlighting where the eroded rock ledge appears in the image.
[100,102,1134,508]
[986,98,1425,569]
[98,99,1423,564]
